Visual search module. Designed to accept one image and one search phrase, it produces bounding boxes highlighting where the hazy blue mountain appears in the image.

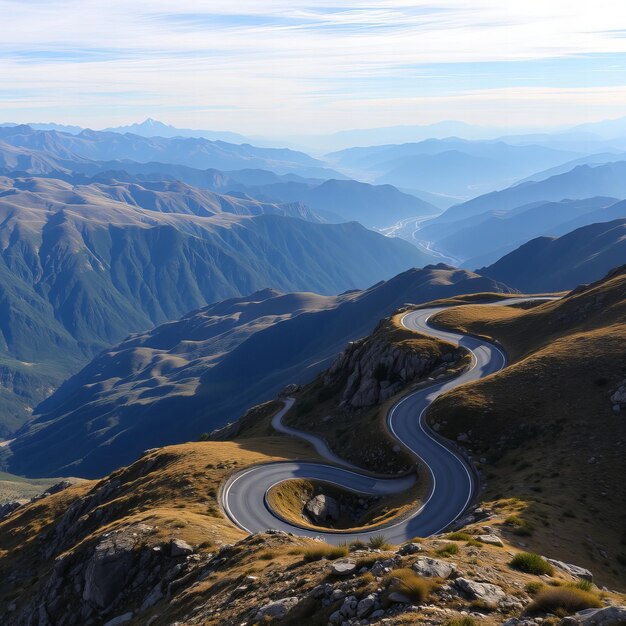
[327,139,579,197]
[0,141,435,229]
[435,161,626,224]
[0,122,84,135]
[479,218,626,292]
[518,152,626,184]
[0,125,342,179]
[0,175,432,436]
[6,265,513,478]
[103,118,249,144]
[433,197,620,265]
[241,178,439,228]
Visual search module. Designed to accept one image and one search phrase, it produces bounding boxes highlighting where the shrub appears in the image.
[383,568,431,603]
[349,539,367,551]
[445,618,477,626]
[527,587,602,615]
[369,534,392,550]
[505,515,534,536]
[525,581,544,596]
[302,543,349,562]
[571,580,594,592]
[446,532,471,541]
[510,552,553,575]
[436,543,459,557]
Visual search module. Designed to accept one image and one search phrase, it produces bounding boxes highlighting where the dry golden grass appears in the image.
[527,586,602,615]
[383,567,433,603]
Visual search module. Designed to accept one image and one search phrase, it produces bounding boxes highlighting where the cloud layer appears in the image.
[1,1,626,133]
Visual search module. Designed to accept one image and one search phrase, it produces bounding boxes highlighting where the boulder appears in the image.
[387,591,412,603]
[559,606,626,625]
[478,534,504,547]
[82,533,137,608]
[305,494,340,523]
[254,597,299,621]
[356,594,376,618]
[331,559,357,576]
[454,577,506,605]
[397,542,423,555]
[546,558,593,582]
[102,613,133,626]
[412,556,457,578]
[170,538,194,557]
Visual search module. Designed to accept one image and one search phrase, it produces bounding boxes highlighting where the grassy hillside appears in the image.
[427,266,626,588]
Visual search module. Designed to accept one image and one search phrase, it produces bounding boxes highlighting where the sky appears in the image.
[2,1,626,136]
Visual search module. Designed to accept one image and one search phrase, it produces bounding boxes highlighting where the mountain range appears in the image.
[5,265,512,478]
[0,174,431,436]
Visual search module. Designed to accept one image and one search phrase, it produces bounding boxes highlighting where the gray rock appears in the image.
[478,534,504,547]
[357,594,377,618]
[102,613,133,626]
[331,559,357,576]
[170,538,193,557]
[0,499,29,520]
[83,533,137,608]
[254,597,299,621]
[397,542,423,556]
[454,578,506,605]
[559,606,626,625]
[340,595,358,618]
[546,558,593,581]
[305,494,340,523]
[387,591,412,603]
[412,557,457,578]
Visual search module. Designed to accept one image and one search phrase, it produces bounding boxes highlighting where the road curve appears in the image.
[220,297,546,543]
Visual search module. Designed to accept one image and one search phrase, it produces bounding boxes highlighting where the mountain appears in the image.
[240,178,439,228]
[478,218,626,292]
[517,152,626,184]
[0,175,432,437]
[5,265,513,478]
[0,122,84,135]
[327,139,579,198]
[434,161,626,224]
[428,197,621,266]
[103,118,249,144]
[0,125,342,179]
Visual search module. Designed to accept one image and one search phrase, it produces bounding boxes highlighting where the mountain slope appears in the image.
[0,176,432,436]
[478,218,626,292]
[6,265,513,478]
[428,266,626,588]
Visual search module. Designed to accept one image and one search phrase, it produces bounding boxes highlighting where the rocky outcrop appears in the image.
[412,556,457,578]
[610,380,626,413]
[324,319,461,408]
[560,606,626,625]
[547,558,594,582]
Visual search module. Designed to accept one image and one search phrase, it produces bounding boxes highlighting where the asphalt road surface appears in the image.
[220,297,546,543]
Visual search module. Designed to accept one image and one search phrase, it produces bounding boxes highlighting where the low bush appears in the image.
[349,539,367,551]
[525,581,544,596]
[302,543,349,562]
[510,552,553,575]
[369,534,392,550]
[444,618,477,626]
[446,532,471,541]
[527,587,602,616]
[383,568,431,603]
[436,543,459,557]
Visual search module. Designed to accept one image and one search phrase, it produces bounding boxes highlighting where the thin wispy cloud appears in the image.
[1,1,625,133]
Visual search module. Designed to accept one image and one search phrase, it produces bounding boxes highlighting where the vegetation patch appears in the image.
[510,552,554,575]
[527,586,602,616]
[383,568,432,603]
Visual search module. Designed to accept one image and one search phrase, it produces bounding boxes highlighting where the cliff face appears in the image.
[324,319,462,409]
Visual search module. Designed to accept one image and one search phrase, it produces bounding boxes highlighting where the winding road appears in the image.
[221,298,544,543]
